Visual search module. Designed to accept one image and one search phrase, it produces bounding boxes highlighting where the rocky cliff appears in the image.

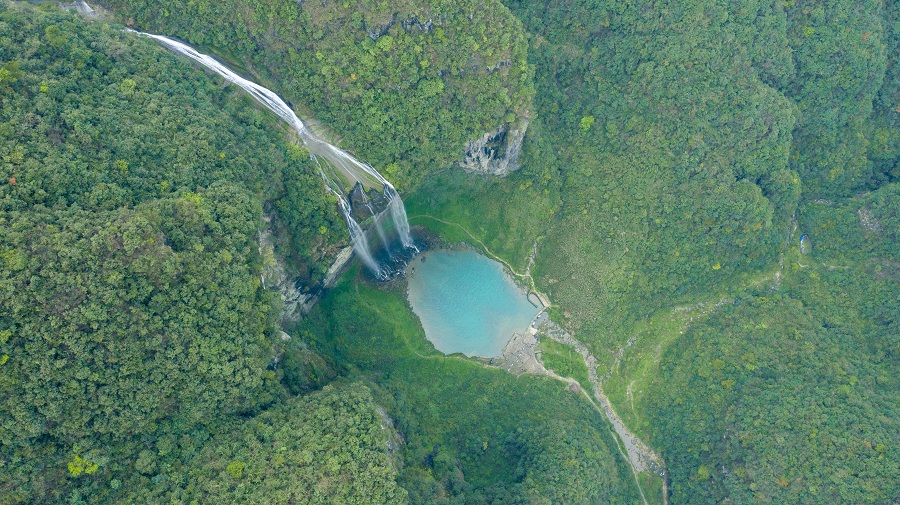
[460,121,529,176]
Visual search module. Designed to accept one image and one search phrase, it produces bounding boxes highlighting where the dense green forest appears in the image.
[0,4,398,503]
[648,289,896,504]
[645,189,899,504]
[102,0,534,188]
[2,0,899,503]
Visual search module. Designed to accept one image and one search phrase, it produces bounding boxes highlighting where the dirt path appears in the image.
[409,214,548,305]
[402,216,666,503]
[539,357,652,505]
[538,320,667,498]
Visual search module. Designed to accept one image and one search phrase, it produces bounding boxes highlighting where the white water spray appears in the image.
[337,198,383,276]
[362,192,392,255]
[130,29,416,277]
[74,0,96,16]
[386,185,416,250]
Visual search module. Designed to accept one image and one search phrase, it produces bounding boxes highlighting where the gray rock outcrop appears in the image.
[259,215,354,322]
[460,121,528,176]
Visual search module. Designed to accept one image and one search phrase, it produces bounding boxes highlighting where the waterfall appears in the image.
[372,217,392,256]
[131,29,416,278]
[385,184,416,250]
[75,0,96,16]
[337,197,383,278]
[365,198,393,256]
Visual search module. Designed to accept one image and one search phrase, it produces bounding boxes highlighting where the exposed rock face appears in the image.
[363,13,395,40]
[259,215,354,322]
[460,121,528,176]
[376,406,404,472]
[321,246,354,288]
[400,15,434,33]
[858,207,883,232]
[349,182,389,223]
[258,222,313,323]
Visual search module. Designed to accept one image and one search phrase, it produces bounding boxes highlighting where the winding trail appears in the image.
[532,348,651,505]
[408,214,667,504]
[409,214,548,305]
[538,320,667,503]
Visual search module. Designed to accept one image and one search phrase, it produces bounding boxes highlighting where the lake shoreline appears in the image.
[404,245,540,359]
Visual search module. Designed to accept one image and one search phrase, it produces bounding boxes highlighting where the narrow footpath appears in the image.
[409,215,668,505]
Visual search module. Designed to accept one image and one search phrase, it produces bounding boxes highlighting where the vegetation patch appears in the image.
[298,269,643,503]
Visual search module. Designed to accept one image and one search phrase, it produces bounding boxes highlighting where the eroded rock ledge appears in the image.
[460,121,528,176]
[259,215,354,323]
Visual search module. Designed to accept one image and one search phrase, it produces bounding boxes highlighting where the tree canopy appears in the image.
[104,0,535,188]
[2,0,899,503]
[0,4,400,503]
[645,186,900,504]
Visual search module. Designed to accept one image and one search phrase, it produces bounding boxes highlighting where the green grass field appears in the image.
[295,268,645,503]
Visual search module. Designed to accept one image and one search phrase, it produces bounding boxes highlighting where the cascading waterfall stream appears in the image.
[366,197,393,256]
[127,27,416,278]
[337,198,383,275]
[74,0,95,16]
[386,185,416,250]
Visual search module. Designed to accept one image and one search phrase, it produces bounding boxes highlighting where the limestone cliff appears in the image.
[259,215,354,323]
[460,121,528,176]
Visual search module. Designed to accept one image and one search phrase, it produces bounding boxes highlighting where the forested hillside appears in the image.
[0,4,401,503]
[645,188,899,503]
[785,0,890,197]
[485,0,898,360]
[410,0,899,502]
[2,0,898,503]
[870,0,900,187]
[501,0,799,349]
[504,1,898,502]
[102,0,534,187]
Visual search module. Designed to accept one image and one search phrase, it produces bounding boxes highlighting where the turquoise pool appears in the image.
[406,249,540,357]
